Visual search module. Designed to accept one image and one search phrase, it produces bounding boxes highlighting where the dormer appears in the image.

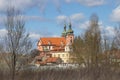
[60,41,64,47]
[48,41,51,45]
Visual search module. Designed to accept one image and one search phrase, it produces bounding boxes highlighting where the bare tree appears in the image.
[72,36,87,65]
[72,14,102,69]
[72,14,103,80]
[113,24,120,49]
[84,14,101,67]
[4,7,32,80]
[109,24,120,67]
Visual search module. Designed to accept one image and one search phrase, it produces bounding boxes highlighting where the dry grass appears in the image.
[0,66,120,80]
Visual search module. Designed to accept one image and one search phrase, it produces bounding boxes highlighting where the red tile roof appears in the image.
[40,37,66,46]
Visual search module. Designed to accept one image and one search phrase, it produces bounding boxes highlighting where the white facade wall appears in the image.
[51,52,70,63]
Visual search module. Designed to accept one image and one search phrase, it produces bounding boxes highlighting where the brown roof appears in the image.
[39,37,66,46]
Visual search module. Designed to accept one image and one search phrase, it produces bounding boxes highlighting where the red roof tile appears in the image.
[40,37,66,46]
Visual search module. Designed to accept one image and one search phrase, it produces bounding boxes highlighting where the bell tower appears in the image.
[66,22,74,45]
[61,24,67,37]
[65,22,74,52]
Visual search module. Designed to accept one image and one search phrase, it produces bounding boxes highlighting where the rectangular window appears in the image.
[47,46,50,49]
[62,54,64,57]
[66,54,68,57]
[58,54,60,57]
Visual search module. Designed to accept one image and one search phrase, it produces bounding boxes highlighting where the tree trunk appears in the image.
[11,51,16,80]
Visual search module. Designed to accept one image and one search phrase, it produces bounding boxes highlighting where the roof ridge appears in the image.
[40,37,65,38]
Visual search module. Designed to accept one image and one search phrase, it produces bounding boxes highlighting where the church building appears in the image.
[37,23,74,63]
[37,23,74,52]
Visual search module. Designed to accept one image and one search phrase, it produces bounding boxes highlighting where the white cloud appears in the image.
[0,29,50,41]
[0,29,7,38]
[105,26,115,36]
[56,15,68,24]
[110,5,120,22]
[29,33,41,40]
[23,16,50,22]
[0,0,61,12]
[0,29,42,40]
[0,29,41,40]
[0,0,34,11]
[29,32,60,40]
[78,21,89,29]
[70,13,84,21]
[78,20,115,38]
[77,0,105,6]
[0,0,8,11]
[57,15,67,21]
[0,0,106,12]
[96,22,115,38]
[78,21,103,30]
[56,13,84,25]
[0,15,49,26]
[52,35,59,37]
[65,0,106,6]
[99,24,115,38]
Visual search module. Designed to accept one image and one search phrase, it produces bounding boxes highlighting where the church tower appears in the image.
[61,24,67,37]
[65,22,74,52]
[66,22,74,45]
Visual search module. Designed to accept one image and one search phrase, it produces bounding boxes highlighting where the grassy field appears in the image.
[0,66,120,80]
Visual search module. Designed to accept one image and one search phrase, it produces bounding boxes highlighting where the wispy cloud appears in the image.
[0,0,107,12]
[104,26,115,37]
[29,32,41,40]
[56,15,68,25]
[56,13,84,25]
[0,29,52,41]
[78,21,89,29]
[0,0,60,12]
[0,15,51,26]
[110,5,120,22]
[0,0,34,12]
[78,20,115,38]
[0,29,7,38]
[65,0,106,6]
[23,16,51,22]
[70,13,84,22]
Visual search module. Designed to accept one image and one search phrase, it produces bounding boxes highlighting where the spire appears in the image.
[62,24,67,37]
[69,22,72,30]
[64,23,66,31]
[67,22,73,34]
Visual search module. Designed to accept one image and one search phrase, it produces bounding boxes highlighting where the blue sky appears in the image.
[0,0,120,41]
